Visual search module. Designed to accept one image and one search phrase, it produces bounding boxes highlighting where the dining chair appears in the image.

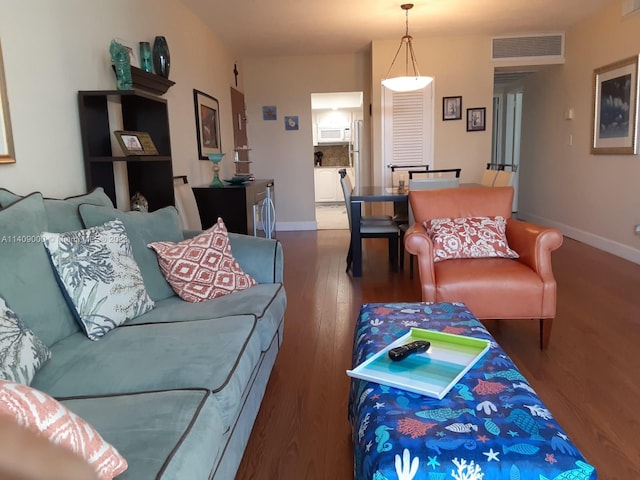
[409,168,461,180]
[339,171,401,274]
[493,170,515,187]
[480,168,498,186]
[338,169,393,224]
[173,176,202,231]
[399,177,460,278]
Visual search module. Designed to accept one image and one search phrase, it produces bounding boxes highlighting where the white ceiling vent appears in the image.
[492,34,565,65]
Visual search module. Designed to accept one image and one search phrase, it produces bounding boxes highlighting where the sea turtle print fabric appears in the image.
[348,302,596,480]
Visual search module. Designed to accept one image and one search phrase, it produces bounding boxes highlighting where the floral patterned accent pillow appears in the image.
[0,297,51,385]
[424,216,519,263]
[148,217,257,303]
[42,220,155,340]
[0,379,127,479]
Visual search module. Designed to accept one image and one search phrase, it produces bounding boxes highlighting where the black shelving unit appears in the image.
[78,90,174,211]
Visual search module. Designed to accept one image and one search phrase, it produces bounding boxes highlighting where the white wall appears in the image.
[243,52,371,230]
[0,0,237,198]
[518,1,640,263]
[371,35,495,186]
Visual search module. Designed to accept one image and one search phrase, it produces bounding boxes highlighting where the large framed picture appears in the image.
[113,130,158,156]
[442,96,462,121]
[591,55,639,154]
[194,89,221,160]
[466,107,486,132]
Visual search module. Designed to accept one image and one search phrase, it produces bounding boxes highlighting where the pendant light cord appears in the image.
[383,4,422,80]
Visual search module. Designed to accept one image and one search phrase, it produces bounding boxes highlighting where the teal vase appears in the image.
[152,36,170,78]
[139,42,152,73]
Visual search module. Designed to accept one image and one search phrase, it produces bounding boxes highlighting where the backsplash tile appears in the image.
[314,145,350,167]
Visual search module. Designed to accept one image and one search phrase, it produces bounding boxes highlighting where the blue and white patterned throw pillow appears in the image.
[0,296,51,384]
[42,220,155,341]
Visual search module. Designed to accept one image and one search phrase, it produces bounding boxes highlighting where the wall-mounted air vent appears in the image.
[492,34,565,65]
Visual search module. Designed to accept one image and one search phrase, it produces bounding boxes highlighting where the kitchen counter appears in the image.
[314,166,354,203]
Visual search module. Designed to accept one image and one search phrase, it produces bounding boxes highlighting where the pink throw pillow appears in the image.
[0,380,127,480]
[148,217,257,302]
[424,216,519,263]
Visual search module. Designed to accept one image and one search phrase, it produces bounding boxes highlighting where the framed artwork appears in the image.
[443,96,462,121]
[194,89,221,160]
[0,40,15,164]
[263,105,277,120]
[284,115,299,131]
[466,107,486,132]
[113,130,158,156]
[591,55,639,154]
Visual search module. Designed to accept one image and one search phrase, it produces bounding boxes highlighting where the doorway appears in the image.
[311,92,363,230]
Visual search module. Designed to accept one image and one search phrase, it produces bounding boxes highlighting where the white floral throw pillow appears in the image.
[0,297,51,385]
[42,220,154,340]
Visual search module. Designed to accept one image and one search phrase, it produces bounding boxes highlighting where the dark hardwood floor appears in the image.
[235,230,640,479]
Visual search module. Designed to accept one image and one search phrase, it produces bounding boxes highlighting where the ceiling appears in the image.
[181,0,617,58]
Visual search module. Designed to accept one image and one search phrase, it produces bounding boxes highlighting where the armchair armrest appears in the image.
[228,233,284,284]
[506,219,563,282]
[404,223,437,301]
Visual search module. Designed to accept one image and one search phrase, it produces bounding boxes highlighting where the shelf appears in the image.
[88,155,172,163]
[110,65,175,95]
[234,147,252,151]
[234,160,252,163]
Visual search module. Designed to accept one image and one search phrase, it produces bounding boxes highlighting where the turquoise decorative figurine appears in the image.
[109,40,132,90]
[208,153,225,187]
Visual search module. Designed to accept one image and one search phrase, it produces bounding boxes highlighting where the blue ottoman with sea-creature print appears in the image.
[347,302,596,480]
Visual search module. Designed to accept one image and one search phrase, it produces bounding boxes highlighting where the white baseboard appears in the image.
[518,212,640,265]
[276,221,317,231]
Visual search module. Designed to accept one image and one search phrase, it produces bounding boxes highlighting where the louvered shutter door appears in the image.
[382,84,434,186]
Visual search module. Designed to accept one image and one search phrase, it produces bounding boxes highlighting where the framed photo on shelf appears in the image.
[113,130,158,156]
[591,55,639,154]
[466,107,486,132]
[442,96,462,121]
[194,89,221,160]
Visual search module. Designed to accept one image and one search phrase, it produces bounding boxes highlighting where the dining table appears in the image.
[349,185,407,277]
[349,183,482,277]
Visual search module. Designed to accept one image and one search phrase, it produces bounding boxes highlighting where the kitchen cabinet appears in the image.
[314,167,353,203]
[77,90,174,211]
[192,179,275,237]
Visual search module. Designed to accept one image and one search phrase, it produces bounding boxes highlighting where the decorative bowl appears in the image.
[224,177,250,185]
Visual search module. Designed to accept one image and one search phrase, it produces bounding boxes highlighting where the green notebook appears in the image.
[347,327,490,400]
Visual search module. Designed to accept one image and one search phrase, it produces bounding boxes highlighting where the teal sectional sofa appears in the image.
[0,188,287,479]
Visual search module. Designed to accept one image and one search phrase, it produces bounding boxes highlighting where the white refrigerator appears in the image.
[349,120,363,188]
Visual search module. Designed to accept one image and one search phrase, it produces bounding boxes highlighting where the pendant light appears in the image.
[381,3,433,92]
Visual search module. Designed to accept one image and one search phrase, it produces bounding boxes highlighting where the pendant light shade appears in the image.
[381,4,433,92]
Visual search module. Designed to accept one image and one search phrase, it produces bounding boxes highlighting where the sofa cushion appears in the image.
[424,215,519,262]
[61,390,224,480]
[42,220,155,341]
[148,218,257,303]
[32,316,262,432]
[0,187,113,233]
[129,283,287,351]
[78,205,183,302]
[0,193,79,346]
[0,296,51,385]
[0,379,127,479]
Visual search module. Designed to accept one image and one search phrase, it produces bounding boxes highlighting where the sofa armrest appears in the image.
[180,230,284,284]
[228,233,284,284]
[404,223,437,301]
[506,219,563,282]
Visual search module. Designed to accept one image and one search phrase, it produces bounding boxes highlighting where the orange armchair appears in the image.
[404,186,563,350]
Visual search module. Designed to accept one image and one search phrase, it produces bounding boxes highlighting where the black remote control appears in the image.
[388,340,431,361]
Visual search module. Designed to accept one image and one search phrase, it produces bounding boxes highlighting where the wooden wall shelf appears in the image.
[111,65,175,95]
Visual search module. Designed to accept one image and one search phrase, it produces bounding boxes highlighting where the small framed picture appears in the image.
[591,55,639,154]
[113,130,158,156]
[443,96,462,121]
[262,105,277,120]
[466,107,486,132]
[284,115,299,131]
[194,89,221,159]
